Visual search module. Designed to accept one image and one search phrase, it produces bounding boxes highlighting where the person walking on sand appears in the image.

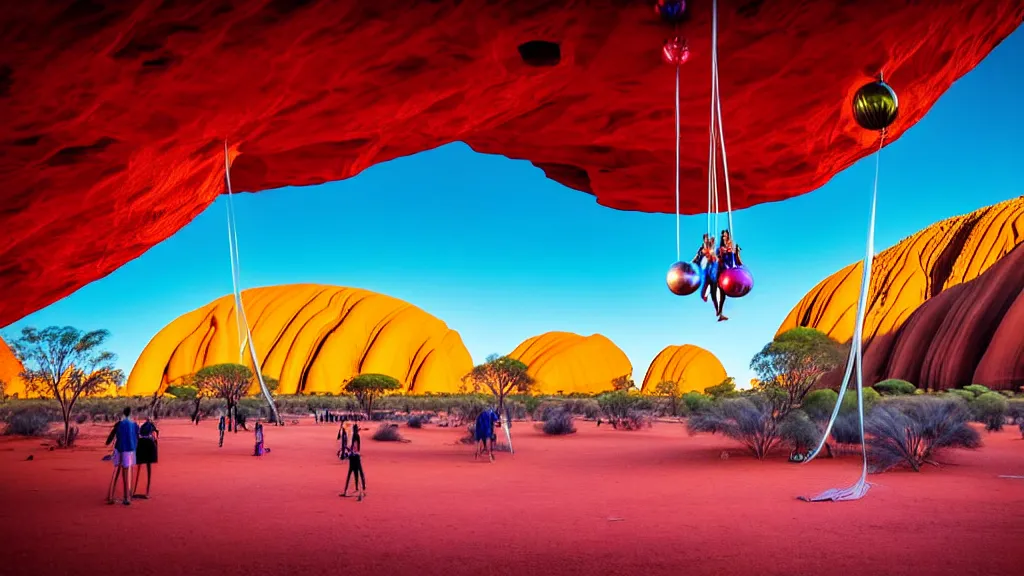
[132,417,159,499]
[350,422,363,453]
[337,420,350,460]
[105,407,140,506]
[340,447,366,500]
[218,413,226,447]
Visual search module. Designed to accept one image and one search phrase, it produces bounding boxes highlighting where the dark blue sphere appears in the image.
[667,261,701,296]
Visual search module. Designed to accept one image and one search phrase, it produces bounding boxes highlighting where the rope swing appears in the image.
[800,77,899,502]
[223,142,281,426]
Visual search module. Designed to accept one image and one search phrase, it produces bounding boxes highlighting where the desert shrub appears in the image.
[621,409,653,430]
[1007,399,1024,422]
[534,402,562,422]
[800,389,839,421]
[972,392,1008,432]
[596,391,650,429]
[830,411,863,445]
[681,391,712,414]
[947,389,975,403]
[962,384,990,398]
[4,408,52,436]
[449,396,488,427]
[778,409,820,453]
[1000,390,1015,398]
[841,387,880,413]
[561,398,601,419]
[74,413,89,424]
[372,423,403,442]
[542,408,576,435]
[407,414,429,428]
[687,395,781,459]
[865,397,981,473]
[56,425,79,447]
[703,378,738,400]
[874,379,916,396]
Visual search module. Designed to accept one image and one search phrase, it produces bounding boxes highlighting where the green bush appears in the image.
[800,389,839,421]
[962,384,990,398]
[681,391,712,414]
[947,389,975,403]
[972,391,1008,432]
[703,379,738,399]
[841,387,880,413]
[541,408,576,435]
[874,379,916,396]
[371,423,403,442]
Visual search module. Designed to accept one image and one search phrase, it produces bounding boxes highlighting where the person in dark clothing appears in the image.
[218,414,226,447]
[105,407,140,506]
[133,418,159,499]
[337,421,349,460]
[340,448,366,500]
[350,423,362,453]
[474,408,500,462]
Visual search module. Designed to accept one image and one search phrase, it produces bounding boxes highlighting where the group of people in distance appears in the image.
[693,229,742,321]
[105,407,158,505]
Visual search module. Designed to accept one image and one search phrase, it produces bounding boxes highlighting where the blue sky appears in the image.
[6,29,1022,389]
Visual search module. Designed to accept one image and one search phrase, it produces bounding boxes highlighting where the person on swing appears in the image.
[714,229,742,322]
[693,234,720,309]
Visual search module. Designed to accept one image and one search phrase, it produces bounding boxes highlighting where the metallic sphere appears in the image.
[662,37,691,66]
[852,80,899,131]
[667,261,701,296]
[718,266,753,298]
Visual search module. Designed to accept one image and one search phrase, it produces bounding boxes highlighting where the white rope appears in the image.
[801,134,885,501]
[712,0,735,239]
[675,63,681,262]
[223,142,280,424]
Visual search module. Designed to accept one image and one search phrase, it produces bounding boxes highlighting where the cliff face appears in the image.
[0,338,27,398]
[1,1,1020,326]
[509,332,632,395]
[126,284,473,396]
[779,198,1024,390]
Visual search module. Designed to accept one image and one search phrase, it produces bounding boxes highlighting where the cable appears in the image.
[675,63,681,262]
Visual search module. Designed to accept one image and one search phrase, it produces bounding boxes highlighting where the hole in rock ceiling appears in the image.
[517,40,561,67]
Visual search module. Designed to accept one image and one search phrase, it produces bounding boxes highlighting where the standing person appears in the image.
[474,408,500,462]
[339,447,366,500]
[337,420,349,460]
[105,407,139,506]
[133,417,159,499]
[253,422,265,457]
[350,422,362,453]
[218,413,226,448]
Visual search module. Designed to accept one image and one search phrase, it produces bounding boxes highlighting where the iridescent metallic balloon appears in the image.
[662,37,690,66]
[655,0,688,25]
[718,266,753,298]
[667,261,702,296]
[852,80,899,131]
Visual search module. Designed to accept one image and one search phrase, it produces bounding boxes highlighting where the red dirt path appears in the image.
[1,419,1022,576]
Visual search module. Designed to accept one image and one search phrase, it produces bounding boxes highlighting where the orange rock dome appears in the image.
[0,338,27,399]
[126,284,473,396]
[779,197,1024,390]
[508,332,632,395]
[640,344,728,394]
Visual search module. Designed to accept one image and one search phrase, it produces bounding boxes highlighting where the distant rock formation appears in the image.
[509,332,632,395]
[779,198,1024,391]
[640,344,728,394]
[0,337,27,398]
[126,284,473,396]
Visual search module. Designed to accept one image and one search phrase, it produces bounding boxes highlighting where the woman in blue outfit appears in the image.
[714,229,742,321]
[693,234,720,314]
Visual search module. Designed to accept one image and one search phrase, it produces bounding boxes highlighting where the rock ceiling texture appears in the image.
[125,284,474,396]
[778,197,1024,391]
[640,344,728,394]
[509,332,632,395]
[1,1,1021,326]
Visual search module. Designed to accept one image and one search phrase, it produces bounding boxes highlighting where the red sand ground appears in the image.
[1,419,1022,576]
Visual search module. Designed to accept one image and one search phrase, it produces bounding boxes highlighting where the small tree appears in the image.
[194,364,252,432]
[653,380,682,416]
[704,377,737,400]
[166,375,207,423]
[462,355,534,415]
[750,327,843,415]
[345,373,401,418]
[611,374,635,391]
[11,326,124,448]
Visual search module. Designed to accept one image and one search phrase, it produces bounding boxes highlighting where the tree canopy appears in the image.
[463,354,533,413]
[345,373,401,416]
[750,327,843,413]
[10,326,124,447]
